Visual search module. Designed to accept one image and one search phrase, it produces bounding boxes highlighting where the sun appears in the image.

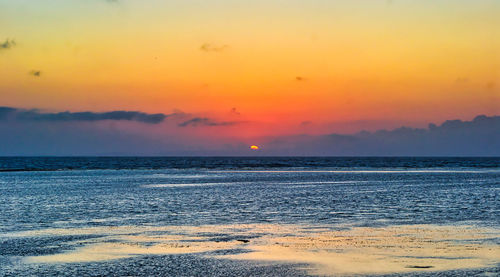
[250,145,259,150]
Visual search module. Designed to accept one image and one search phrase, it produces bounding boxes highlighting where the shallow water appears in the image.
[0,157,499,276]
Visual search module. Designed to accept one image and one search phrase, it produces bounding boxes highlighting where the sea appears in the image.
[0,157,499,276]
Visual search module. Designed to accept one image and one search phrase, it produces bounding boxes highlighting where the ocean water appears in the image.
[0,157,499,276]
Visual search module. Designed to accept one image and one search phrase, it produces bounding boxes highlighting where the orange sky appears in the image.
[0,0,498,138]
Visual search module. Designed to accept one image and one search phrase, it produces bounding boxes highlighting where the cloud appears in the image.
[0,107,244,156]
[29,70,41,77]
[178,117,238,127]
[0,39,15,50]
[0,107,17,118]
[200,43,229,52]
[0,106,497,156]
[295,76,307,81]
[263,115,500,156]
[230,107,241,116]
[0,107,169,124]
[0,106,236,128]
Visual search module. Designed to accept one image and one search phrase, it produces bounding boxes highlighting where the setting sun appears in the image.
[250,145,259,150]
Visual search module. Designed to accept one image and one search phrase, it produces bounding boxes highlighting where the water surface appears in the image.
[1,157,499,276]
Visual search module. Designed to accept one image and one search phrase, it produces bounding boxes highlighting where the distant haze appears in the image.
[0,106,498,156]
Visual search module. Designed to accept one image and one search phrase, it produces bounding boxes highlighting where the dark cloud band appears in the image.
[0,107,167,124]
[266,115,500,156]
[0,107,238,127]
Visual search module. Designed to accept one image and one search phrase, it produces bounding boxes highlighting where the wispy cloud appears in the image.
[178,117,238,127]
[0,39,16,50]
[200,43,229,53]
[29,70,41,77]
[230,107,241,116]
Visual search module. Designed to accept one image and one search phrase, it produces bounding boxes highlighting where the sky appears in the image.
[0,0,499,155]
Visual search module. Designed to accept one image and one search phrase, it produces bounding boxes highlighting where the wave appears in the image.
[0,157,499,172]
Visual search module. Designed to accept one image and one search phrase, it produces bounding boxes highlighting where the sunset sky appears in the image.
[0,0,499,155]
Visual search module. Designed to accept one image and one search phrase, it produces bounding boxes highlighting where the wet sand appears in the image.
[12,224,500,276]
